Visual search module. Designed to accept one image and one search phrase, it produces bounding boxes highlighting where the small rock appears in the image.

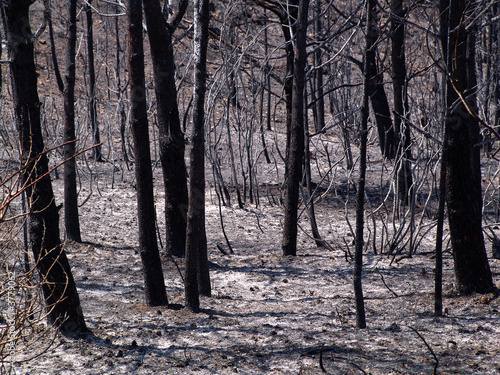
[480,295,490,304]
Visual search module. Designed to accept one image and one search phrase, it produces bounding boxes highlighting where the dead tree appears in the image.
[440,0,494,294]
[390,0,413,204]
[128,0,168,306]
[143,0,189,257]
[63,0,82,242]
[85,0,102,162]
[185,0,212,312]
[281,0,308,256]
[3,0,86,332]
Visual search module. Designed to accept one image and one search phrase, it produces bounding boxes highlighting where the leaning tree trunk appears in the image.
[63,0,82,242]
[185,0,212,312]
[143,0,189,257]
[440,0,494,294]
[127,0,168,306]
[4,0,86,332]
[281,0,308,256]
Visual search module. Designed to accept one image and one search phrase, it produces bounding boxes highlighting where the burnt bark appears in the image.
[353,0,371,329]
[86,0,102,162]
[4,0,86,332]
[128,0,168,306]
[440,0,494,294]
[185,0,211,312]
[390,0,413,204]
[63,0,81,242]
[365,0,395,159]
[281,0,308,256]
[143,0,189,257]
[253,0,298,168]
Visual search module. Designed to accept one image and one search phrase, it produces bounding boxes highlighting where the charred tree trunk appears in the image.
[128,0,168,306]
[63,0,82,242]
[253,0,298,169]
[353,0,371,330]
[143,0,189,258]
[185,0,211,312]
[365,0,395,159]
[4,0,86,332]
[313,0,325,133]
[391,0,413,204]
[440,0,494,294]
[86,0,102,162]
[281,0,308,256]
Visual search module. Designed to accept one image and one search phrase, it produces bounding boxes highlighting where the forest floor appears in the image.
[4,151,500,375]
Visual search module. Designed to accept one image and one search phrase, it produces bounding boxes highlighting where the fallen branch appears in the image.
[409,326,439,375]
[376,268,398,297]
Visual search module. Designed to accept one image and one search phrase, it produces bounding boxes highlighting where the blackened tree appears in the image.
[142,0,189,257]
[440,0,494,294]
[3,0,86,332]
[128,0,168,306]
[85,0,102,162]
[63,0,82,242]
[185,0,212,312]
[281,0,308,256]
[390,0,413,204]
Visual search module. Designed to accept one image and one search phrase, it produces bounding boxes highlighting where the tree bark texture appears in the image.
[4,1,86,332]
[281,0,308,256]
[440,0,494,294]
[128,0,168,306]
[63,0,82,242]
[143,0,189,257]
[185,0,212,312]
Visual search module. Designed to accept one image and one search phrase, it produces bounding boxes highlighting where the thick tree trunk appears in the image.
[440,0,494,294]
[4,1,86,332]
[185,0,211,312]
[391,0,413,204]
[63,0,82,242]
[281,0,308,256]
[143,0,189,258]
[128,0,168,306]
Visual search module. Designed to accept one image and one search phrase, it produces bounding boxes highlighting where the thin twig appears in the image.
[409,326,439,375]
[376,268,398,297]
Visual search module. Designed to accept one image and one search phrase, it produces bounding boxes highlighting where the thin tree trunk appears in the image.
[282,0,308,256]
[434,129,447,316]
[128,0,168,306]
[4,1,86,332]
[143,0,189,258]
[86,0,102,162]
[354,0,373,330]
[314,0,325,133]
[185,0,211,312]
[63,0,82,242]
